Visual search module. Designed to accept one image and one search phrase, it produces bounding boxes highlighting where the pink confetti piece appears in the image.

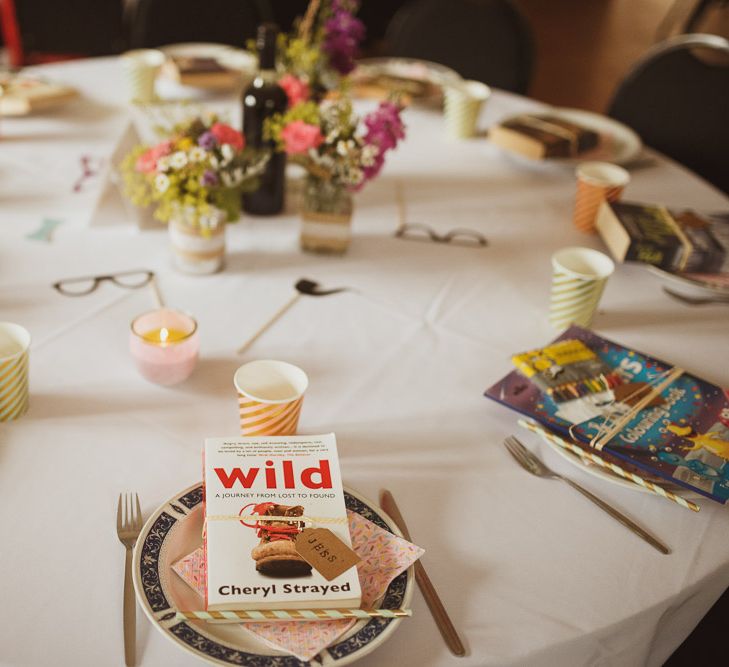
[172,510,424,661]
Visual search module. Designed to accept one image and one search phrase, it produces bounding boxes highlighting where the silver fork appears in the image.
[504,437,670,554]
[117,493,143,666]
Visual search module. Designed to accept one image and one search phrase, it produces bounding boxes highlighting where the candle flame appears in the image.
[160,327,169,343]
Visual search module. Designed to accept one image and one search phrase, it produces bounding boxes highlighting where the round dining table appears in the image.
[1,57,728,667]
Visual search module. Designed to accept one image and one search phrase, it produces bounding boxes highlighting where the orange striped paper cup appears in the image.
[573,162,630,233]
[0,323,31,422]
[234,360,308,437]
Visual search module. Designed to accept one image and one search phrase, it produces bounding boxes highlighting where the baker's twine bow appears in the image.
[238,502,304,542]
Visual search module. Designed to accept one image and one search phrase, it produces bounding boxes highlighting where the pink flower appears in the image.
[210,123,244,150]
[135,140,172,173]
[279,74,310,108]
[280,120,323,155]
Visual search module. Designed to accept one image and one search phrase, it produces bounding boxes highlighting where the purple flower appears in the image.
[323,1,365,75]
[201,169,219,187]
[363,102,406,151]
[358,102,406,184]
[198,131,217,150]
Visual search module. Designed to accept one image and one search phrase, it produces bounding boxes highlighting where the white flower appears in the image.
[220,143,234,164]
[155,174,170,193]
[345,167,363,186]
[156,156,170,172]
[170,151,188,169]
[210,155,219,169]
[361,144,379,167]
[221,172,234,187]
[233,167,243,185]
[336,140,355,156]
[189,147,206,163]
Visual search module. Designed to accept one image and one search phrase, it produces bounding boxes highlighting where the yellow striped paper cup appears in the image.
[234,360,308,437]
[0,323,31,422]
[574,162,630,233]
[444,80,491,139]
[120,49,165,104]
[549,247,614,330]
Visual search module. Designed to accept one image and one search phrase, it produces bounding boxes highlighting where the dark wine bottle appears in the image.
[242,23,288,216]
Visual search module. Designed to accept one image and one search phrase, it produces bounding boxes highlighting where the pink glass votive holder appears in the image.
[129,308,199,386]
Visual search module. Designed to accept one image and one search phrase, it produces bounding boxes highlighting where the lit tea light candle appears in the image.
[129,308,199,385]
[141,326,188,344]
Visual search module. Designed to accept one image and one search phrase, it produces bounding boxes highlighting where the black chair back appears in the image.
[130,0,263,49]
[14,0,127,60]
[383,0,533,93]
[608,34,729,194]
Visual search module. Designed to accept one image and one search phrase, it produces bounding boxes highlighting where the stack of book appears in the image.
[489,114,601,159]
[596,201,729,278]
[485,326,729,504]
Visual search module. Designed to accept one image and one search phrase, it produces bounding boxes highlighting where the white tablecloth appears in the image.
[1,58,728,667]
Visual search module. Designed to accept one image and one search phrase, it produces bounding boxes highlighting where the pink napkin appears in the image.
[172,510,424,661]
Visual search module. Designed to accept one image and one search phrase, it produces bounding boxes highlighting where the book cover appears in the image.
[203,434,362,610]
[596,201,684,269]
[485,326,729,503]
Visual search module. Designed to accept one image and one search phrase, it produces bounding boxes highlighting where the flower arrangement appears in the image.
[264,97,405,191]
[278,0,365,97]
[121,115,269,233]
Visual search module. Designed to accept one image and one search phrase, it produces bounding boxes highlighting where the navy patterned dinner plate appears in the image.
[132,484,413,666]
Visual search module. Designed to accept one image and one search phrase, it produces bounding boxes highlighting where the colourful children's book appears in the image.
[485,326,729,503]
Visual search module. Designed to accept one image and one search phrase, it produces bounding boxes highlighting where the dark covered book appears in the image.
[489,114,600,159]
[596,201,726,272]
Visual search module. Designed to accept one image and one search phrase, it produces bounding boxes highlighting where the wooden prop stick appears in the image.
[518,419,700,512]
[176,608,412,623]
[236,279,350,355]
[149,274,165,308]
[395,181,407,232]
[237,292,302,355]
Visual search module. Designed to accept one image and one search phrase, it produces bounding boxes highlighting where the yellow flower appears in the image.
[178,137,194,151]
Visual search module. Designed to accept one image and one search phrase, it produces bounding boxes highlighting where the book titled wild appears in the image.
[203,434,362,611]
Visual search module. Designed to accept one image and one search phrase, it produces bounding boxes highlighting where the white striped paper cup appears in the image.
[549,247,614,330]
[444,80,491,139]
[0,323,31,422]
[234,360,308,437]
[121,49,165,104]
[574,162,630,233]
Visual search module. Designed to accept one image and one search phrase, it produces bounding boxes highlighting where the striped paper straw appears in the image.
[549,247,614,330]
[234,360,308,437]
[176,608,412,623]
[573,162,630,234]
[517,419,700,512]
[0,323,31,422]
